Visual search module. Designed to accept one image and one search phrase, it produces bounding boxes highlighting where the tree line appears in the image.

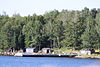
[0,7,100,51]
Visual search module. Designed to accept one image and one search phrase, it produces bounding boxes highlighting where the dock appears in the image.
[23,54,76,57]
[14,53,77,57]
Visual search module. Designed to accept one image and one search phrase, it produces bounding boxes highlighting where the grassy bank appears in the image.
[0,49,4,52]
[52,47,79,53]
[52,48,100,59]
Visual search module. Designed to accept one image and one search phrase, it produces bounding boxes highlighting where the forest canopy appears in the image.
[0,7,100,51]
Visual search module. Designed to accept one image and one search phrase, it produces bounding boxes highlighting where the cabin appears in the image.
[42,48,52,54]
[26,48,38,53]
[80,50,91,55]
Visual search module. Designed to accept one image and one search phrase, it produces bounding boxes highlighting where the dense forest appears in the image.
[0,7,100,51]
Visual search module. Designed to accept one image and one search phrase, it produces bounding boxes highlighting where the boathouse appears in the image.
[80,50,91,55]
[42,48,52,54]
[26,48,38,53]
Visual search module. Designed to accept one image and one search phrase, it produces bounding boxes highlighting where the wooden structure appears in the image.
[26,48,37,53]
[14,53,77,57]
[80,50,91,55]
[42,48,52,54]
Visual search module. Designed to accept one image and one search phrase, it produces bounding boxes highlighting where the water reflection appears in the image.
[81,63,100,67]
[41,64,58,67]
[0,56,100,67]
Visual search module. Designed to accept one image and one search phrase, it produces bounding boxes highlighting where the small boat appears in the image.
[14,53,23,57]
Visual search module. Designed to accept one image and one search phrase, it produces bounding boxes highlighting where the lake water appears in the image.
[0,56,100,67]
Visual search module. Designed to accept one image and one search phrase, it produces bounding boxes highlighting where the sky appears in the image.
[0,0,100,16]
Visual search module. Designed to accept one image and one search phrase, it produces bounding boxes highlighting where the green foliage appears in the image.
[0,8,100,51]
[81,17,99,48]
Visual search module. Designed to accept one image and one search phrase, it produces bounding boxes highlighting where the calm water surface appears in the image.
[0,56,100,67]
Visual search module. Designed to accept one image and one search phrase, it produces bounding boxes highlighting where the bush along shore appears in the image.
[0,52,16,56]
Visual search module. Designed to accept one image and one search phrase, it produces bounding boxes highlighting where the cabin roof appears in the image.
[42,48,50,50]
[26,48,36,49]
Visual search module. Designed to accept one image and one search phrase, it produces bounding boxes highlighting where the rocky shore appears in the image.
[0,52,15,56]
[75,55,100,59]
[0,51,100,59]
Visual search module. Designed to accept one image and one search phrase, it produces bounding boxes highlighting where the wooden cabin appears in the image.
[80,50,91,55]
[26,48,38,53]
[42,48,52,54]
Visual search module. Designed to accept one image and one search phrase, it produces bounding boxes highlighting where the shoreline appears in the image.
[75,55,100,59]
[0,54,100,59]
[0,55,100,59]
[0,52,100,59]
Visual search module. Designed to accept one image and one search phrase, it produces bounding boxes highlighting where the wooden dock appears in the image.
[23,54,76,57]
[14,53,77,57]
